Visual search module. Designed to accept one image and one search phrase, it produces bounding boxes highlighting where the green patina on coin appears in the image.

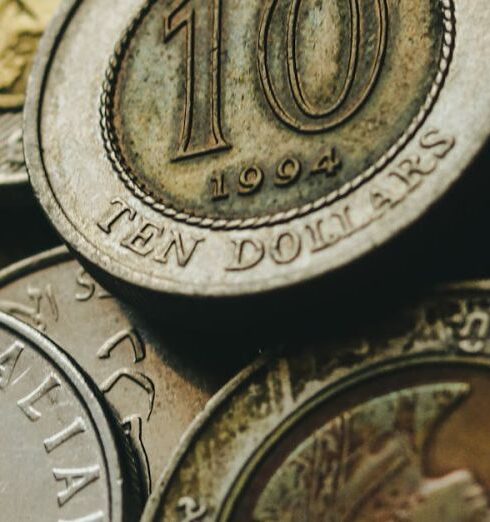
[104,0,450,222]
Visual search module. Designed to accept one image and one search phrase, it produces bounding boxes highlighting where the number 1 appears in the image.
[163,0,230,161]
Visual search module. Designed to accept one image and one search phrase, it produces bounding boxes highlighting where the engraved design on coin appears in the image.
[0,248,234,497]
[142,285,490,521]
[100,0,455,230]
[0,112,24,177]
[0,312,142,522]
[252,384,484,522]
[0,0,60,180]
[0,265,155,495]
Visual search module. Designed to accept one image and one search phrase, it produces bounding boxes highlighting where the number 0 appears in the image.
[258,0,388,133]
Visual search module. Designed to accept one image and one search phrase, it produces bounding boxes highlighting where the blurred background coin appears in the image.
[0,0,61,204]
[0,310,142,521]
[144,281,490,521]
[0,247,248,495]
[25,0,490,301]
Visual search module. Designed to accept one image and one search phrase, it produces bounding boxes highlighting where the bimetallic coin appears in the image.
[0,0,60,197]
[0,248,239,495]
[0,310,142,521]
[25,0,490,297]
[144,282,490,521]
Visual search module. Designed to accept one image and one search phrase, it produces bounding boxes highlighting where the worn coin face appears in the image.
[0,0,60,194]
[0,310,142,521]
[144,282,490,521]
[0,247,237,496]
[25,0,490,297]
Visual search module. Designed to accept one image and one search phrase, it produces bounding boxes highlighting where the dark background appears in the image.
[1,141,489,365]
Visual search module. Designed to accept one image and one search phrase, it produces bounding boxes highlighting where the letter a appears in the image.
[53,466,101,507]
[0,341,24,390]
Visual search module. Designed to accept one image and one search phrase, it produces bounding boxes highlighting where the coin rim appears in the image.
[99,0,454,230]
[24,0,490,298]
[0,245,69,285]
[141,280,490,520]
[0,308,132,521]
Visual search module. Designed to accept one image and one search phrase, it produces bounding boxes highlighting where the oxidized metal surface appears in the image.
[144,282,490,521]
[0,310,142,521]
[0,247,237,496]
[25,0,490,297]
[0,0,60,189]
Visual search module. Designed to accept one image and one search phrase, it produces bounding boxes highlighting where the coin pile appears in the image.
[1,0,490,520]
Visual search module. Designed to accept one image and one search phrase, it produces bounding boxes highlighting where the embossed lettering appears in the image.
[275,157,301,187]
[0,285,59,331]
[210,173,229,201]
[122,220,161,257]
[75,269,111,302]
[163,0,230,160]
[420,128,455,158]
[0,341,23,389]
[153,230,204,267]
[370,185,395,212]
[17,373,61,421]
[44,417,87,454]
[96,328,151,494]
[270,231,302,265]
[238,167,265,196]
[177,496,207,522]
[100,370,155,421]
[457,308,489,354]
[311,147,342,177]
[226,238,265,272]
[97,329,145,363]
[331,205,354,235]
[98,199,205,268]
[306,219,339,253]
[97,198,136,234]
[53,466,101,507]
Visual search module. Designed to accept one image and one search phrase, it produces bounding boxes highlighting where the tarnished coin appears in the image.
[25,0,490,298]
[0,247,240,495]
[144,282,490,521]
[0,310,142,521]
[0,0,60,200]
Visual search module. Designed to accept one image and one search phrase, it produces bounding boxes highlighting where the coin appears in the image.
[0,0,61,201]
[0,247,241,495]
[0,310,142,521]
[24,0,490,299]
[143,282,490,521]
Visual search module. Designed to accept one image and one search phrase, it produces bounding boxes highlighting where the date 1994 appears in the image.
[210,147,342,201]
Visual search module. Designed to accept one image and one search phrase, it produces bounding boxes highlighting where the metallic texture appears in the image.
[24,0,490,298]
[0,310,142,521]
[144,282,490,521]
[0,247,239,495]
[0,0,60,192]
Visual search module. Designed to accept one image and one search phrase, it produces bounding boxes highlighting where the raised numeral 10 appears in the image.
[164,0,388,159]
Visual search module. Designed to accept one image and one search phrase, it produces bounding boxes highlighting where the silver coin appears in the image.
[0,247,240,495]
[24,0,490,299]
[0,310,142,521]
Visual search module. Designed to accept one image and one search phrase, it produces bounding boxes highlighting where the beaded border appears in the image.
[100,0,455,231]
